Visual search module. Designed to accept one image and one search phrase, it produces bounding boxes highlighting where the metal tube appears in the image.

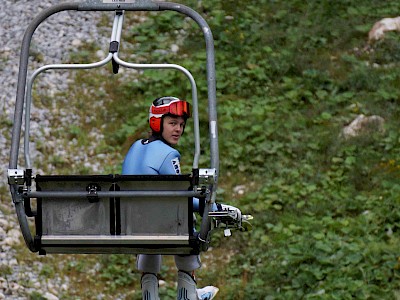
[77,0,160,11]
[115,10,124,42]
[26,190,202,198]
[10,2,78,170]
[157,2,219,205]
[24,54,113,168]
[10,2,79,254]
[24,11,123,168]
[112,54,201,169]
[158,2,219,185]
[151,6,218,255]
[41,235,190,245]
[110,10,122,42]
[11,186,37,252]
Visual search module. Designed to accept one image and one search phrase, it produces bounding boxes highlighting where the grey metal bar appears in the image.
[40,245,196,255]
[24,54,113,168]
[10,2,79,170]
[11,186,37,252]
[77,0,160,11]
[23,11,124,168]
[113,54,201,168]
[9,3,114,252]
[111,10,203,168]
[41,235,189,245]
[26,190,202,198]
[8,3,77,252]
[156,2,220,244]
[158,2,220,189]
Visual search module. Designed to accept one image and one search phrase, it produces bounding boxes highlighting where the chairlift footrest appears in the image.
[209,211,253,232]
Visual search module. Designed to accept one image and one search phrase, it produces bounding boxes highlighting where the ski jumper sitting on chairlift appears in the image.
[122,96,224,300]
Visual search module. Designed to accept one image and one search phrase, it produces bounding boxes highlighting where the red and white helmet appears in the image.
[149,96,191,133]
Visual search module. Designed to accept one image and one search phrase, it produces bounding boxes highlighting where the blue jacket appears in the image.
[122,139,202,211]
[122,139,181,175]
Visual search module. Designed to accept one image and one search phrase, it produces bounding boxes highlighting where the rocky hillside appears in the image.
[0,1,109,299]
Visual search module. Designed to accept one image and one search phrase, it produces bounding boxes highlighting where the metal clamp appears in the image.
[7,169,25,185]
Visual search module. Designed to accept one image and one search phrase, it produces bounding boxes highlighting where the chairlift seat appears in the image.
[33,174,199,255]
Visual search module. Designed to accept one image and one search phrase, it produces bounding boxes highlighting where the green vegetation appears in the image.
[7,0,400,299]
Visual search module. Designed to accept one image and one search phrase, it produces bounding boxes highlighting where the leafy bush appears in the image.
[20,0,400,298]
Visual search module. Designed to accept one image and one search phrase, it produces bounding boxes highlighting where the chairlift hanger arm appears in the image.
[9,0,220,254]
[12,0,218,173]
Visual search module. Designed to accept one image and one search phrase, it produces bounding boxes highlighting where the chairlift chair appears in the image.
[8,0,249,256]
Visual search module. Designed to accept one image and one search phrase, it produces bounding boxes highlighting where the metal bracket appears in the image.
[198,168,217,185]
[86,183,101,203]
[7,169,25,185]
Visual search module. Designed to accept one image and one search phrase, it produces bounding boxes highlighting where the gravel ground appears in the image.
[0,1,111,299]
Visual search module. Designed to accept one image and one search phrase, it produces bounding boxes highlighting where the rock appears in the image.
[44,292,59,300]
[171,44,179,53]
[96,49,105,58]
[368,16,400,43]
[0,220,8,229]
[72,39,82,47]
[8,258,18,266]
[341,114,385,139]
[233,185,246,195]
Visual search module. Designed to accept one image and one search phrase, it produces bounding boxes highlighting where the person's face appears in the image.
[162,115,185,145]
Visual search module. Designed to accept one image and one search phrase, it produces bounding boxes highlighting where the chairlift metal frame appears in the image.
[8,0,224,255]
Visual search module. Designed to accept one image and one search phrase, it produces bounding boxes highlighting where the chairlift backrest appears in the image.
[35,174,198,254]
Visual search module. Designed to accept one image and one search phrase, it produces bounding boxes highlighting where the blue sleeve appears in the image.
[158,151,217,212]
[193,197,217,212]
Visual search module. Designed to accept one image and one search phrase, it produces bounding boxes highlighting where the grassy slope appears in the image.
[7,0,400,299]
[204,1,400,299]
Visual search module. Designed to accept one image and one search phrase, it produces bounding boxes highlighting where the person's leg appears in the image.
[137,254,162,300]
[141,273,159,300]
[175,254,201,274]
[175,255,218,300]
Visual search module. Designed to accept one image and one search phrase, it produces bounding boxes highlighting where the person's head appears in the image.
[149,96,191,145]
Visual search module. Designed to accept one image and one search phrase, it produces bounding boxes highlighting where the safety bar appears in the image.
[11,0,219,175]
[41,236,190,245]
[110,12,201,169]
[40,237,197,255]
[24,11,201,170]
[25,190,202,198]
